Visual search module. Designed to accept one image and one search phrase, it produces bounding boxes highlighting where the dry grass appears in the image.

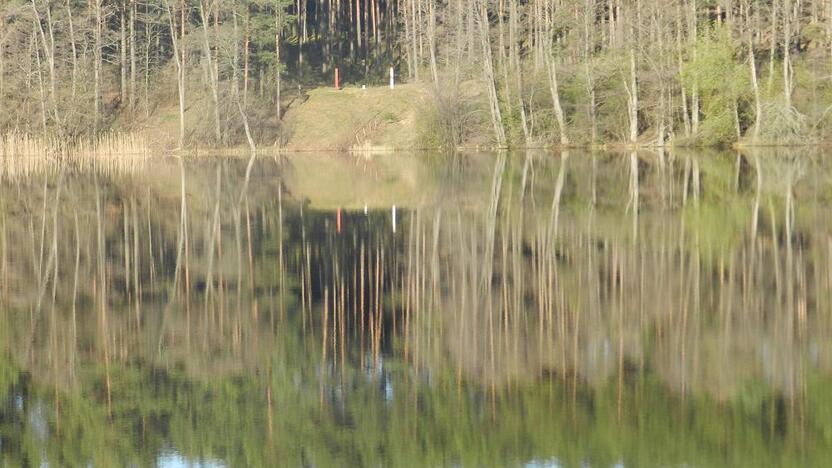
[0,132,151,178]
[283,84,428,151]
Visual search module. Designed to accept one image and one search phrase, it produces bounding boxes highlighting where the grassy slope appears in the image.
[282,83,429,151]
[118,81,429,152]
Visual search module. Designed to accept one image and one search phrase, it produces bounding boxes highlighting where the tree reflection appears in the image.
[0,151,831,466]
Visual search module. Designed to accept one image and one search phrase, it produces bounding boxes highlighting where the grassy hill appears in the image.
[281,84,430,152]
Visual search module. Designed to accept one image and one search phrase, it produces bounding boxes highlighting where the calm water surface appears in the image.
[1,151,831,467]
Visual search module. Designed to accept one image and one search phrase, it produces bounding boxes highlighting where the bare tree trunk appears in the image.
[627,49,639,144]
[43,2,58,125]
[691,88,700,134]
[427,0,439,83]
[658,86,667,145]
[275,6,283,121]
[179,0,186,142]
[237,100,257,152]
[65,1,78,99]
[454,0,464,83]
[164,0,186,149]
[544,5,569,146]
[120,2,128,105]
[545,51,569,145]
[130,0,137,109]
[497,0,512,129]
[372,0,379,45]
[363,0,369,59]
[584,0,597,143]
[357,0,363,49]
[243,8,250,110]
[0,16,4,104]
[412,0,420,80]
[232,4,256,152]
[748,10,762,141]
[676,0,690,136]
[690,0,699,134]
[478,0,507,147]
[144,11,152,118]
[466,0,475,65]
[30,0,60,127]
[32,26,48,132]
[510,0,530,143]
[768,0,778,92]
[828,0,832,66]
[199,0,222,143]
[93,0,102,134]
[586,64,598,143]
[608,0,616,48]
[783,0,793,108]
[404,0,413,78]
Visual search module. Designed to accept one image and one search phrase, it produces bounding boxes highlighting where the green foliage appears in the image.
[500,100,526,147]
[1,357,830,467]
[592,53,633,142]
[248,0,297,71]
[682,25,749,145]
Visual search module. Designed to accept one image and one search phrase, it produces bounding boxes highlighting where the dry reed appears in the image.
[0,132,151,178]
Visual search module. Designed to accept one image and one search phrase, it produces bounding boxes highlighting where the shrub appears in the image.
[682,25,749,145]
[417,83,480,149]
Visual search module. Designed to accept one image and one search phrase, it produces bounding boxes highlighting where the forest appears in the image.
[1,0,832,148]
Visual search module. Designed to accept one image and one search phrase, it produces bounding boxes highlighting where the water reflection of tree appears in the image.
[1,152,831,465]
[402,150,831,405]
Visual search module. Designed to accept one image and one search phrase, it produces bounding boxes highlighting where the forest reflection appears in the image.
[0,151,830,466]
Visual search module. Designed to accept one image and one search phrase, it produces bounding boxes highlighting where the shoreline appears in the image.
[3,130,831,160]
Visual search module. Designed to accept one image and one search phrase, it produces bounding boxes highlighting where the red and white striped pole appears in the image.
[336,208,342,233]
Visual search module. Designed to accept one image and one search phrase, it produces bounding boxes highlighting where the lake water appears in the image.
[0,151,830,466]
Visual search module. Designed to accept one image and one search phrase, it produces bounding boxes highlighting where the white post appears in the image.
[389,66,395,90]
[392,205,397,233]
